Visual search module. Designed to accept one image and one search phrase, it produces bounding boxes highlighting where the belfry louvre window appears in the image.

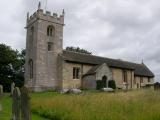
[73,67,80,79]
[47,26,54,36]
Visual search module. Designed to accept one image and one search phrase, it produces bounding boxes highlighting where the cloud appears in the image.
[0,0,159,82]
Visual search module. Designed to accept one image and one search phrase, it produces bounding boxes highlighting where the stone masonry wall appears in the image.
[62,62,94,89]
[111,68,134,89]
[134,76,154,89]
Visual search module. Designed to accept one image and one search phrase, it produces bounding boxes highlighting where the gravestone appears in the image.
[0,104,2,112]
[12,87,21,120]
[0,85,3,112]
[0,85,3,94]
[69,88,82,94]
[11,82,15,96]
[20,86,31,120]
[101,88,114,92]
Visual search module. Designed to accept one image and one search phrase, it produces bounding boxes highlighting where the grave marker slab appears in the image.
[12,87,21,120]
[0,85,3,94]
[11,82,15,96]
[20,86,31,120]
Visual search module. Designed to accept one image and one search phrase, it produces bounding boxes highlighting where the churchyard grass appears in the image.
[0,94,49,120]
[0,90,160,120]
[31,90,160,120]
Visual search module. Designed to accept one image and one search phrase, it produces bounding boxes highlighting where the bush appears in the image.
[96,80,102,90]
[108,80,116,89]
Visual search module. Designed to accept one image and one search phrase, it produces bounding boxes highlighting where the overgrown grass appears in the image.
[31,90,160,120]
[0,90,160,120]
[0,94,11,120]
[0,94,49,120]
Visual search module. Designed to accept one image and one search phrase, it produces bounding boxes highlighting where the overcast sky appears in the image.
[0,0,159,82]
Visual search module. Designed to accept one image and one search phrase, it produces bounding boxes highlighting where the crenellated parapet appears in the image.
[26,6,65,27]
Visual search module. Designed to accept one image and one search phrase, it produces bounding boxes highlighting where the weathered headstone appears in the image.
[69,88,82,94]
[60,88,69,94]
[101,87,114,92]
[12,87,21,120]
[20,86,31,120]
[0,104,2,112]
[11,82,15,96]
[0,85,3,94]
[0,85,3,112]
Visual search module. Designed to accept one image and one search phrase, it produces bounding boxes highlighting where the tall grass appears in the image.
[0,94,49,120]
[31,90,160,120]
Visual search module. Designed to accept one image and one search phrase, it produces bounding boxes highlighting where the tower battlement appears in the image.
[26,2,65,27]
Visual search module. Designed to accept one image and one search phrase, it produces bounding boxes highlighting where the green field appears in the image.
[0,90,160,120]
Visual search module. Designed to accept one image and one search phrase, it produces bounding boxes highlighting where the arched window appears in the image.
[123,70,127,83]
[29,59,33,79]
[47,26,54,36]
[31,27,34,41]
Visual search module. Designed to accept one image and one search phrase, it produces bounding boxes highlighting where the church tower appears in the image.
[25,2,64,91]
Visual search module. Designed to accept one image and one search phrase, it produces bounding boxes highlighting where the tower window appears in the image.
[48,42,53,51]
[29,59,33,79]
[47,26,54,36]
[73,67,80,79]
[31,27,34,41]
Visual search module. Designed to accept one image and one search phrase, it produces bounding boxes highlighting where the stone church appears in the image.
[25,2,154,92]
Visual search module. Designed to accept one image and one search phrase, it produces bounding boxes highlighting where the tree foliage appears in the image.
[66,46,92,55]
[0,44,25,92]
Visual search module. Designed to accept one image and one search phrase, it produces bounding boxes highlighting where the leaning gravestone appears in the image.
[20,86,31,120]
[0,104,2,112]
[101,88,114,92]
[0,85,3,112]
[11,82,15,96]
[12,87,21,120]
[69,88,82,94]
[0,85,3,94]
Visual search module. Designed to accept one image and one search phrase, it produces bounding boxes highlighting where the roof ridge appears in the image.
[63,50,142,66]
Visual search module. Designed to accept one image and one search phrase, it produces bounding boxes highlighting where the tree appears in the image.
[0,44,25,92]
[13,49,25,88]
[66,46,92,55]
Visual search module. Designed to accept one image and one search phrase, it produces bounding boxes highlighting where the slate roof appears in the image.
[62,50,154,77]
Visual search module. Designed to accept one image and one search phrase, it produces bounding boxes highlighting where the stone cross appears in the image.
[20,86,31,120]
[11,82,15,96]
[0,85,3,94]
[12,87,21,120]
